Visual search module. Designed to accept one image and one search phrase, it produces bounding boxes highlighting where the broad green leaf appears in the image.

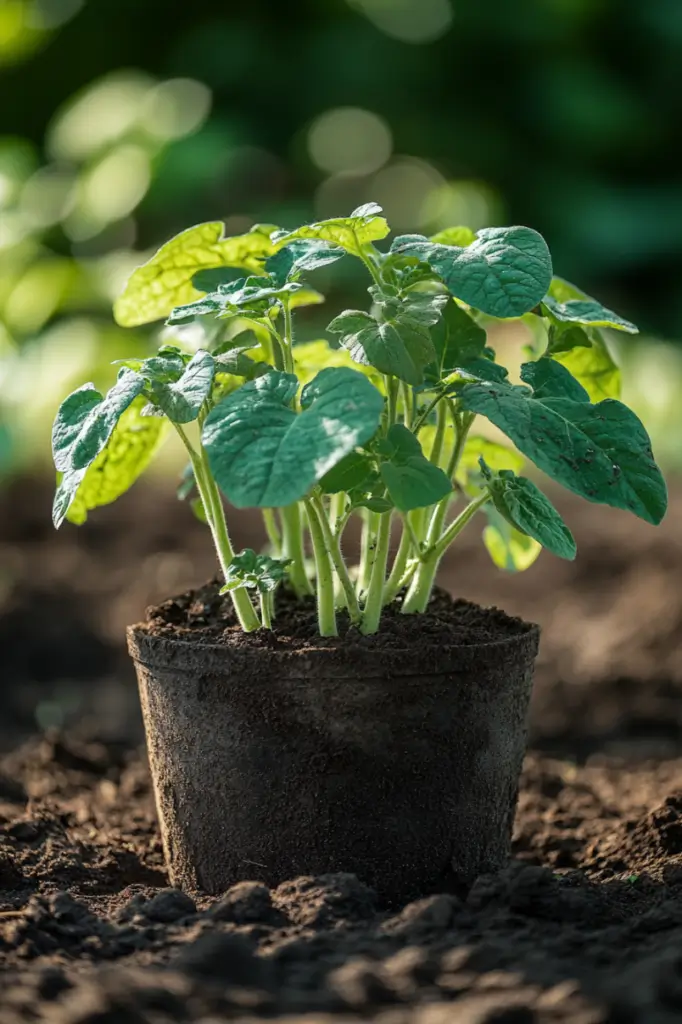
[427,299,487,383]
[113,223,276,327]
[429,226,475,247]
[553,334,621,401]
[275,203,389,258]
[488,470,576,560]
[320,451,375,494]
[202,368,384,507]
[546,324,592,356]
[220,549,291,594]
[483,506,542,572]
[52,370,145,473]
[266,239,344,284]
[394,226,553,319]
[444,358,510,387]
[459,372,667,524]
[65,398,169,526]
[544,277,638,334]
[520,357,590,402]
[328,300,437,386]
[214,348,270,380]
[147,350,215,423]
[379,424,452,511]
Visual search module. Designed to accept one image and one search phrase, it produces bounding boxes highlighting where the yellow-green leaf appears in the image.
[66,398,169,524]
[113,223,276,327]
[483,507,542,572]
[553,333,621,401]
[429,226,475,247]
[275,203,389,258]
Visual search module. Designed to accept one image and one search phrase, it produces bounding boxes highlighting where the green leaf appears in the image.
[429,226,475,247]
[543,277,638,334]
[266,239,344,284]
[146,350,215,423]
[379,424,452,511]
[220,548,291,594]
[328,298,438,386]
[545,324,592,356]
[483,506,542,572]
[52,370,145,473]
[214,348,270,380]
[488,470,576,560]
[459,371,667,524]
[320,451,374,494]
[520,357,590,402]
[393,226,553,319]
[427,299,487,381]
[202,368,384,508]
[275,203,389,258]
[444,358,510,387]
[64,397,169,526]
[553,333,621,401]
[113,223,276,327]
[191,266,243,292]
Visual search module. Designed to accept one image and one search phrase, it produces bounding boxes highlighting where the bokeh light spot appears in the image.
[140,78,212,142]
[48,72,153,162]
[19,164,76,228]
[308,107,392,175]
[370,157,446,231]
[73,145,151,237]
[349,0,453,44]
[423,180,502,232]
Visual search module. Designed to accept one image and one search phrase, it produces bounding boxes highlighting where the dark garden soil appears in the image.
[2,477,682,1021]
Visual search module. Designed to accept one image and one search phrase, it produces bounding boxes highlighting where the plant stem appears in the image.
[304,500,338,636]
[358,509,379,595]
[446,405,474,480]
[423,491,491,562]
[401,493,490,615]
[311,495,361,625]
[281,503,313,597]
[429,399,448,467]
[412,393,443,434]
[385,375,399,430]
[262,509,282,556]
[259,591,273,629]
[282,302,295,374]
[174,426,260,632]
[383,518,414,605]
[360,511,391,635]
[400,382,414,429]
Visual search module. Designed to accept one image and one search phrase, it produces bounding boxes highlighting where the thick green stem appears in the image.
[402,493,490,615]
[281,503,312,597]
[400,382,414,429]
[175,427,260,632]
[383,518,414,605]
[429,399,448,467]
[358,510,379,595]
[311,495,361,624]
[262,509,282,556]
[282,302,295,374]
[304,500,338,636]
[259,591,273,629]
[360,512,392,635]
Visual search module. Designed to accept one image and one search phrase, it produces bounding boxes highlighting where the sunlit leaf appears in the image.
[114,223,276,327]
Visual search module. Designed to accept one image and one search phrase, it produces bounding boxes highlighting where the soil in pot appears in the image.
[128,586,539,902]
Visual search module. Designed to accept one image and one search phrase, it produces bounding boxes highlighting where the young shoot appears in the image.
[51,204,667,636]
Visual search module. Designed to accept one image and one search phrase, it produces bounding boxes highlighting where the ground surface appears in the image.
[2,478,682,1022]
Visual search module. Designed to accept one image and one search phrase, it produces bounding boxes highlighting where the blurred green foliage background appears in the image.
[2,0,682,481]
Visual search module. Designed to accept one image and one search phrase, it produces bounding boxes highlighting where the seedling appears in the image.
[51,205,667,636]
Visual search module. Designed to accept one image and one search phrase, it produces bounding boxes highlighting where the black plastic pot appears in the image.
[128,610,539,903]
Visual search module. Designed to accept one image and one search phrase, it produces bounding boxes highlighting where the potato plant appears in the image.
[51,205,667,635]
